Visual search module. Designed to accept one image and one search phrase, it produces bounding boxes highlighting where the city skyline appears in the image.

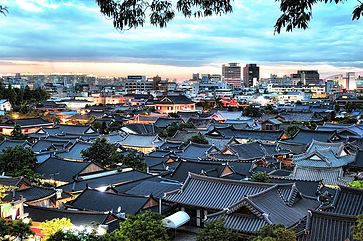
[0,0,363,79]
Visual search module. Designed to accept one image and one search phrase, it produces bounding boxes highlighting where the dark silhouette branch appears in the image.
[0,5,8,15]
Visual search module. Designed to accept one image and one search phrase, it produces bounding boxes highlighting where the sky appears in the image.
[0,0,363,80]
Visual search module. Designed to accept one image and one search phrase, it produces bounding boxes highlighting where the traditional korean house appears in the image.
[298,186,363,241]
[31,139,74,154]
[260,118,282,131]
[206,185,318,238]
[0,139,31,152]
[162,173,316,230]
[120,134,164,154]
[154,117,183,128]
[68,188,158,216]
[153,95,195,114]
[297,211,357,241]
[167,160,237,182]
[35,157,104,186]
[175,142,220,160]
[0,117,53,136]
[57,141,93,161]
[290,141,355,186]
[25,205,120,237]
[206,126,283,144]
[59,170,153,194]
[121,123,160,135]
[3,186,59,208]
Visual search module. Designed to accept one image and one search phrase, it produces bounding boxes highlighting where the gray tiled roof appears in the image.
[163,173,295,210]
[120,134,163,148]
[331,185,363,216]
[298,211,357,241]
[284,129,336,145]
[121,124,159,135]
[167,130,201,142]
[125,180,181,199]
[0,117,53,127]
[70,189,151,215]
[168,160,231,182]
[176,143,217,160]
[0,139,30,152]
[31,139,73,153]
[25,205,115,227]
[269,177,321,198]
[206,126,282,141]
[154,118,182,128]
[228,142,266,161]
[293,149,355,168]
[229,186,318,227]
[57,141,92,161]
[208,185,318,234]
[4,186,56,202]
[209,213,268,234]
[35,157,98,182]
[204,137,231,150]
[291,166,353,186]
[0,176,30,187]
[59,170,152,192]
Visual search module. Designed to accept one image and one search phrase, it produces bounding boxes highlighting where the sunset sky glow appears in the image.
[0,0,363,80]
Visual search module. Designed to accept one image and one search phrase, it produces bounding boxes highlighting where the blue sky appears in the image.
[0,0,362,79]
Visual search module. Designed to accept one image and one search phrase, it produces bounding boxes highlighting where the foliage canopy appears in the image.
[95,0,363,33]
[251,224,296,241]
[196,220,238,241]
[114,212,170,241]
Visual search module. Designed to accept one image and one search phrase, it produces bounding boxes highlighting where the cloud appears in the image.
[0,0,362,78]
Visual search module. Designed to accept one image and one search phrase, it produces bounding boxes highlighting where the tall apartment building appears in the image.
[222,63,241,87]
[292,70,320,85]
[243,64,260,87]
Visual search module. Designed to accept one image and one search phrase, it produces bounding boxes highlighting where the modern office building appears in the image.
[243,64,260,87]
[222,63,242,87]
[123,75,153,92]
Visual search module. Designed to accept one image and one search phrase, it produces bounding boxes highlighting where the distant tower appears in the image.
[222,63,241,88]
[243,64,260,87]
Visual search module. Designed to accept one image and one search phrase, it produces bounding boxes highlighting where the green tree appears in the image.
[114,212,170,241]
[196,220,238,241]
[189,135,209,144]
[337,117,358,124]
[244,106,261,118]
[335,104,340,112]
[81,138,122,168]
[100,122,109,134]
[350,181,363,189]
[94,0,363,33]
[11,124,25,139]
[0,146,37,178]
[0,185,15,204]
[251,172,270,183]
[92,122,109,134]
[39,218,73,240]
[252,224,296,241]
[121,152,147,172]
[108,121,122,131]
[264,105,279,115]
[353,215,363,241]
[0,218,34,241]
[346,102,358,113]
[48,230,104,241]
[285,125,300,138]
[160,123,195,138]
